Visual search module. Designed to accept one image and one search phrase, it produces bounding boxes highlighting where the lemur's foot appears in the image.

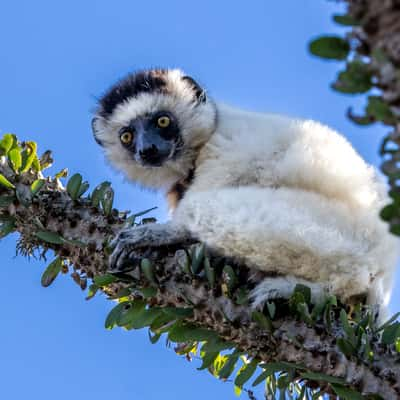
[109,223,190,273]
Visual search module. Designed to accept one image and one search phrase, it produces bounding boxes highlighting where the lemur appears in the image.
[92,68,398,315]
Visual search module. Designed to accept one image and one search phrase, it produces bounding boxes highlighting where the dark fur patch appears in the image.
[182,76,207,103]
[97,69,207,118]
[98,69,169,118]
[167,169,195,211]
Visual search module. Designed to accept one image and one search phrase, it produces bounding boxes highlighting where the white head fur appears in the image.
[92,69,217,190]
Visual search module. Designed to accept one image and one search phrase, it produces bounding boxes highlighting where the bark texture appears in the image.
[1,156,399,399]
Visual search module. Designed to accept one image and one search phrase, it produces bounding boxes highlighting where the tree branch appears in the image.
[0,141,399,399]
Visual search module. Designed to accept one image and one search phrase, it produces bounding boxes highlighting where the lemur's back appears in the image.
[193,103,384,212]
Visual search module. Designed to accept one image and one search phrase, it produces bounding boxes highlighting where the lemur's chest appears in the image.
[166,169,195,211]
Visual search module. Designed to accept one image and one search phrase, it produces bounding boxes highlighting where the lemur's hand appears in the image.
[109,223,192,273]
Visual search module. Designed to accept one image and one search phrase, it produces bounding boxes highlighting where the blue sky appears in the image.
[0,1,398,399]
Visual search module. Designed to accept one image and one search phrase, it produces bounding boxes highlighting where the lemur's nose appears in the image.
[140,144,158,159]
[139,144,163,165]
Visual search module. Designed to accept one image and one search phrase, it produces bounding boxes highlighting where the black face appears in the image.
[118,111,182,167]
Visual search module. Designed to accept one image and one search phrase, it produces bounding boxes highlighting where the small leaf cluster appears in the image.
[0,134,46,238]
[309,11,400,237]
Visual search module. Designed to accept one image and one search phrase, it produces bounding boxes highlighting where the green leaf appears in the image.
[204,257,215,287]
[390,223,400,236]
[309,36,350,60]
[101,186,114,216]
[252,370,270,387]
[39,150,53,170]
[20,141,37,173]
[148,330,162,344]
[347,109,375,126]
[332,61,372,94]
[340,309,356,346]
[197,351,219,370]
[140,286,158,298]
[366,96,396,125]
[294,284,311,304]
[8,148,22,173]
[105,302,127,329]
[333,14,360,26]
[77,181,89,198]
[162,307,193,319]
[380,204,397,222]
[168,323,216,343]
[0,218,16,238]
[91,181,111,207]
[55,168,68,179]
[222,264,238,292]
[0,134,17,155]
[234,358,258,388]
[41,257,63,287]
[251,311,273,332]
[167,323,192,343]
[252,362,299,387]
[235,287,249,306]
[181,327,217,342]
[266,302,276,319]
[0,173,15,189]
[389,190,400,204]
[131,206,157,220]
[66,173,83,200]
[85,284,99,300]
[117,300,146,327]
[125,307,164,330]
[300,371,345,385]
[108,287,131,300]
[297,302,313,325]
[233,385,242,397]
[141,258,157,285]
[31,156,41,172]
[201,339,235,354]
[331,384,364,400]
[93,274,117,287]
[217,351,240,379]
[150,313,175,332]
[336,338,356,357]
[35,230,65,245]
[382,322,400,345]
[0,195,15,208]
[376,312,400,332]
[176,249,191,275]
[16,183,32,206]
[191,243,205,274]
[31,179,45,196]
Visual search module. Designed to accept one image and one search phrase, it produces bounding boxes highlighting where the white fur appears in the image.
[173,104,399,312]
[97,70,399,315]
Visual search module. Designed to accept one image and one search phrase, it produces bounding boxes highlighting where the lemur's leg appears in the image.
[173,186,390,304]
[250,276,330,308]
[109,223,191,272]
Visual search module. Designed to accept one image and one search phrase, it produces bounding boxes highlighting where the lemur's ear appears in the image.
[182,75,207,104]
[91,117,104,147]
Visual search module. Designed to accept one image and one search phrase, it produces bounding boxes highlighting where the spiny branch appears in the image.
[0,136,399,399]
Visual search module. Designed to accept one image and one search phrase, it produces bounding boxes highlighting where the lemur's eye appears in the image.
[120,131,133,145]
[157,116,170,128]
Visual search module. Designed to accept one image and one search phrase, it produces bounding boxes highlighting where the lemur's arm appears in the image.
[109,223,192,272]
[109,184,394,308]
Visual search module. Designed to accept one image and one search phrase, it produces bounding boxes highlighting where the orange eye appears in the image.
[120,131,133,145]
[157,116,170,128]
